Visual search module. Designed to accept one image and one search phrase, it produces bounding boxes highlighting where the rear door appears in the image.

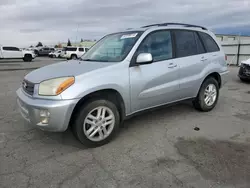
[129,30,180,112]
[172,30,207,99]
[198,31,222,68]
[78,48,85,56]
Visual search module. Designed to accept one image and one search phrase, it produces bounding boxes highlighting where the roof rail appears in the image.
[141,23,207,30]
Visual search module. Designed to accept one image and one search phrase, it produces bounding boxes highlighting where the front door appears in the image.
[129,30,180,113]
[12,47,23,58]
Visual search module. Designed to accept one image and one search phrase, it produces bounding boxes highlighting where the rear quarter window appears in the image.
[198,32,220,52]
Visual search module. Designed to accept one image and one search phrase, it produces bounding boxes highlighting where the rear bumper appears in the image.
[220,70,229,86]
[16,88,79,132]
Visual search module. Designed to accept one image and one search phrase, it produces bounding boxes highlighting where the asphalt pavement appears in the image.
[0,59,250,188]
[0,57,62,71]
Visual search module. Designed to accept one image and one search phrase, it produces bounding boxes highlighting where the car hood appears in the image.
[25,60,115,83]
[242,59,250,66]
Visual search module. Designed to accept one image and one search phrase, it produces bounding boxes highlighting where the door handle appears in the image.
[201,56,207,62]
[168,63,177,68]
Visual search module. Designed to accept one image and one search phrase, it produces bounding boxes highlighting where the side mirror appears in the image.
[136,53,153,65]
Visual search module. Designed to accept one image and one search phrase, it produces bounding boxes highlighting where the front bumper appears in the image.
[16,88,79,132]
[238,67,250,80]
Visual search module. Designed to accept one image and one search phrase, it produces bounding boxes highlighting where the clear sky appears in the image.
[0,0,250,47]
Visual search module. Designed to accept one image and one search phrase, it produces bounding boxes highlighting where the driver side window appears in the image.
[137,30,173,62]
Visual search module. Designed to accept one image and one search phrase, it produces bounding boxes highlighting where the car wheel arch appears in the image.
[196,72,221,96]
[203,72,221,88]
[69,89,126,128]
[71,54,77,58]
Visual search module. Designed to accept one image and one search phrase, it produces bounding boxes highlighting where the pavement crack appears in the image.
[90,151,119,186]
[57,168,83,188]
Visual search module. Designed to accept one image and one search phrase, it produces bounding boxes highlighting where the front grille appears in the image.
[22,80,34,95]
[245,64,250,71]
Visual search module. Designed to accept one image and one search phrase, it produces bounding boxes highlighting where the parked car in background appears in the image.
[238,58,250,81]
[61,47,89,59]
[0,46,35,62]
[17,23,228,147]
[25,48,38,57]
[48,50,62,58]
[37,47,55,56]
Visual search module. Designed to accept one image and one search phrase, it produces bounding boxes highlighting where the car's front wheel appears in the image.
[193,77,219,112]
[73,99,120,147]
[23,54,32,62]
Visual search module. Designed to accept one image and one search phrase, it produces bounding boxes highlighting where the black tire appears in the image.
[240,77,249,82]
[23,54,32,62]
[71,54,77,60]
[192,77,219,112]
[72,99,120,147]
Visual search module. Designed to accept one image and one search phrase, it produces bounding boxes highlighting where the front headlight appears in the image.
[241,63,246,68]
[39,77,75,96]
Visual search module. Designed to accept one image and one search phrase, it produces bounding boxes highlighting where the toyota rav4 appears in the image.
[16,23,229,147]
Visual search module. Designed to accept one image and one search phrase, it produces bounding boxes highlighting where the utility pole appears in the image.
[75,23,79,46]
[236,33,241,66]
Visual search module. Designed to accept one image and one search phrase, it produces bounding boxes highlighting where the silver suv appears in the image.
[16,23,229,147]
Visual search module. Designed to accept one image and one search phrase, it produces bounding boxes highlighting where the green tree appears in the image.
[67,39,72,46]
[36,42,43,47]
[80,38,84,43]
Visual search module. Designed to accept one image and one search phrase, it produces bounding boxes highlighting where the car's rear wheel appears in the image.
[193,77,219,112]
[23,54,32,62]
[72,99,120,147]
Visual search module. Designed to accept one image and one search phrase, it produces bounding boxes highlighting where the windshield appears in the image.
[81,31,143,62]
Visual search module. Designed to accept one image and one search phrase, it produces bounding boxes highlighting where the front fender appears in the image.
[60,64,130,114]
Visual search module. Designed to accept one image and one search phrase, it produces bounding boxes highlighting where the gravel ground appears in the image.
[0,60,250,188]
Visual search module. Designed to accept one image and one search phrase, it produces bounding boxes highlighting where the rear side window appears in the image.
[66,47,77,51]
[136,30,173,62]
[199,32,220,52]
[79,48,84,52]
[174,30,198,58]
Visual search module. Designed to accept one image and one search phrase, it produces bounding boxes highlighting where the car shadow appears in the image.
[122,101,194,130]
[39,101,194,149]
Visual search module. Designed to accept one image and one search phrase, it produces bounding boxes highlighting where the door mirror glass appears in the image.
[136,53,153,64]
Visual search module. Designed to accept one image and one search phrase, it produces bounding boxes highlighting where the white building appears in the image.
[215,34,250,65]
